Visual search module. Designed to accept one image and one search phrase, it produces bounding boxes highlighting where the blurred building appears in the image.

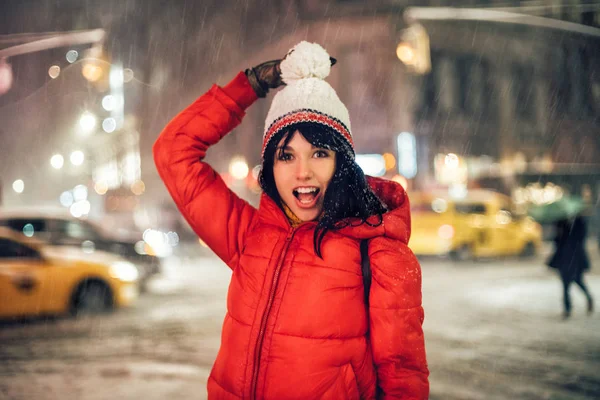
[224,0,600,200]
[409,1,600,197]
[1,0,599,234]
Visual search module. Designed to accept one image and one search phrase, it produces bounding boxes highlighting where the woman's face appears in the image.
[273,130,336,222]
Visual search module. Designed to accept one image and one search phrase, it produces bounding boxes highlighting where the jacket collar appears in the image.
[258,194,306,231]
[335,177,411,244]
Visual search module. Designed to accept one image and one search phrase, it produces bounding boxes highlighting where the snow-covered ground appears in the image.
[1,243,599,399]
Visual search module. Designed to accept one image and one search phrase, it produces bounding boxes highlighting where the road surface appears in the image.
[1,244,599,400]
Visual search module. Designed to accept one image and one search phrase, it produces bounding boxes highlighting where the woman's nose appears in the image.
[295,159,313,180]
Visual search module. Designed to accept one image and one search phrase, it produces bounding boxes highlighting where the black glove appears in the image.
[245,57,337,98]
[245,60,283,98]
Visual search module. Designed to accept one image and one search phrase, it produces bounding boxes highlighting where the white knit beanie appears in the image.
[262,41,353,158]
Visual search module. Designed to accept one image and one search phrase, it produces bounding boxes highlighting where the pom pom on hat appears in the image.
[263,41,353,159]
[280,41,331,83]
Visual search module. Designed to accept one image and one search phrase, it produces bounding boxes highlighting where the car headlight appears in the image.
[109,261,139,282]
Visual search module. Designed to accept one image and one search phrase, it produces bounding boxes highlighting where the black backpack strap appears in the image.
[360,240,371,307]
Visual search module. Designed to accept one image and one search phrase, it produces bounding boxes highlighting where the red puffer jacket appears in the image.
[153,72,429,399]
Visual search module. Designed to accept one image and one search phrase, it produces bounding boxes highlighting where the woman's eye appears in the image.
[314,150,329,158]
[278,153,293,161]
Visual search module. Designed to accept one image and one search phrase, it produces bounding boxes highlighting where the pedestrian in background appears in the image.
[153,41,428,399]
[548,215,594,319]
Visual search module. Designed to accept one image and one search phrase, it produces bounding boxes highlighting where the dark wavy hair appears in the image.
[259,122,387,257]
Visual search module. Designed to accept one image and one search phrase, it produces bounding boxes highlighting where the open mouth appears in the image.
[293,187,321,206]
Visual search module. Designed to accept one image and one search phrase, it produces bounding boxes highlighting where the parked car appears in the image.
[409,189,542,260]
[0,227,138,319]
[0,209,159,291]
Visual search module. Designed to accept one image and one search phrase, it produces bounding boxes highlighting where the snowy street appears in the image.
[1,244,599,400]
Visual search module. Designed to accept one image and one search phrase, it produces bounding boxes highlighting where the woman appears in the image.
[154,41,429,399]
[548,216,594,319]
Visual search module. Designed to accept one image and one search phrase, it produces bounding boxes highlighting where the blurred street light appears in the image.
[70,200,90,218]
[82,62,103,82]
[0,58,13,96]
[70,150,85,166]
[12,179,24,194]
[396,23,430,74]
[131,180,146,196]
[445,153,460,168]
[79,112,97,133]
[73,184,88,201]
[229,157,249,180]
[94,181,108,195]
[396,43,416,65]
[60,191,74,207]
[383,152,396,171]
[123,68,134,83]
[108,63,125,130]
[66,50,78,63]
[435,153,468,185]
[81,44,107,84]
[396,132,417,179]
[50,154,64,169]
[102,95,115,111]
[48,65,60,79]
[102,117,117,133]
[356,154,386,177]
[22,224,34,237]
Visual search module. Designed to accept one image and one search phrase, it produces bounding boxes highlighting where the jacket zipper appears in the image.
[250,229,295,399]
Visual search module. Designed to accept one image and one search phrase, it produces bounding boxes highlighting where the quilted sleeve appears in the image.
[368,238,429,399]
[153,72,258,269]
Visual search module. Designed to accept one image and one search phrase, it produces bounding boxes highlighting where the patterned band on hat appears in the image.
[262,109,354,157]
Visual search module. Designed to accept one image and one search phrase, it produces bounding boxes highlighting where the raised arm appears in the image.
[153,72,258,269]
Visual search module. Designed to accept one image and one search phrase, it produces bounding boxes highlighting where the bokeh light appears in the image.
[73,184,88,202]
[66,50,78,63]
[383,153,396,171]
[94,181,108,195]
[79,112,97,133]
[48,65,61,79]
[81,240,95,254]
[70,200,91,218]
[102,95,115,111]
[444,153,459,168]
[60,191,74,207]
[70,150,85,166]
[438,224,455,240]
[102,117,117,133]
[12,179,24,193]
[123,68,134,83]
[22,223,34,237]
[396,42,415,65]
[50,154,64,169]
[131,180,146,196]
[229,157,249,180]
[82,62,103,82]
[102,94,115,111]
[0,59,13,96]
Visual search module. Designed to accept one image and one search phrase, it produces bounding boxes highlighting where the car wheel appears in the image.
[451,244,473,262]
[519,242,536,258]
[71,280,113,316]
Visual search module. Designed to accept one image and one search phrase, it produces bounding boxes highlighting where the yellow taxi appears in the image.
[409,190,542,260]
[0,227,139,319]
